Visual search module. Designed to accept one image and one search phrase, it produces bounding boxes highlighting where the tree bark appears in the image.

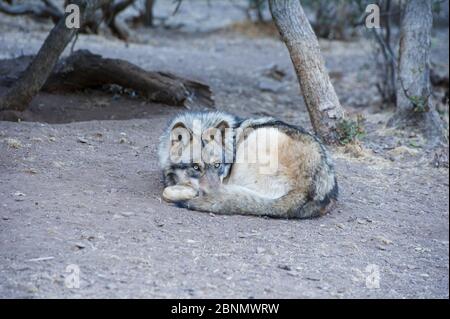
[269,0,345,145]
[143,0,155,27]
[389,0,447,146]
[0,0,108,112]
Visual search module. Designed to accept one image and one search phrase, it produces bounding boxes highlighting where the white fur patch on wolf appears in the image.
[228,127,291,199]
[162,185,197,202]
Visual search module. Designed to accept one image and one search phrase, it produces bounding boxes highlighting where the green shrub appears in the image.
[336,115,366,145]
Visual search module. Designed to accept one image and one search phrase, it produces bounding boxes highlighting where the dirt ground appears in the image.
[0,2,449,298]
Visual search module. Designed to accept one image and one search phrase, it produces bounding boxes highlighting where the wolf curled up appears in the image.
[158,112,338,219]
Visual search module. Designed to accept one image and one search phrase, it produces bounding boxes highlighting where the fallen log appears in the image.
[0,50,214,109]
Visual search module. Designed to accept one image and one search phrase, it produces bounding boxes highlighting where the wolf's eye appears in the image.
[193,164,200,171]
[177,134,182,141]
[214,163,220,168]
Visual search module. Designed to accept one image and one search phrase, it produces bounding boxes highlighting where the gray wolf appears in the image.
[158,111,338,219]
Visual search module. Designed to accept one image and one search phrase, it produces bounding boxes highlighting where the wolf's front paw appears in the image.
[162,185,198,202]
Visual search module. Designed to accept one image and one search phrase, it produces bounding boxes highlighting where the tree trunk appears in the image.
[0,0,107,112]
[143,0,155,27]
[389,0,447,146]
[269,0,345,145]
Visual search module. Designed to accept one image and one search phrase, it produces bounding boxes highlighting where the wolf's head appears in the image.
[158,111,239,190]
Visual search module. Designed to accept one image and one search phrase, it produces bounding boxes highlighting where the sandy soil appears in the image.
[0,2,448,298]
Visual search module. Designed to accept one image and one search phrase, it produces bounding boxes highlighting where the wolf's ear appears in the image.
[170,122,190,145]
[216,120,231,146]
[216,120,230,134]
[202,120,231,146]
[203,120,231,147]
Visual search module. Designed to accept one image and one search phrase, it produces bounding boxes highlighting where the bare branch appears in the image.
[0,0,63,23]
[102,0,135,40]
[172,0,182,16]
